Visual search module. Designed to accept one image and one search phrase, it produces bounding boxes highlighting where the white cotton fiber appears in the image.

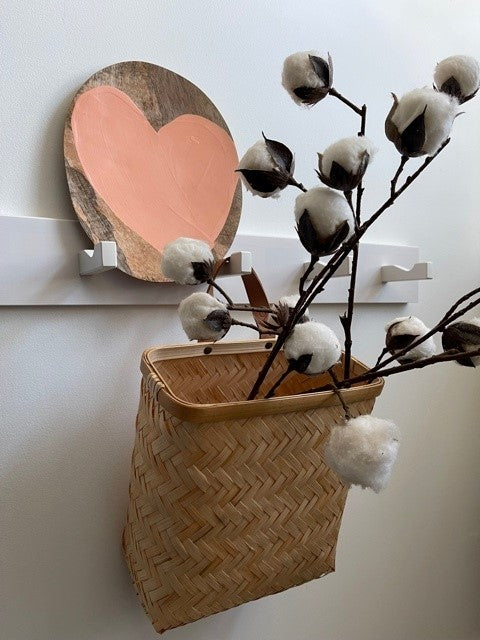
[178,292,230,342]
[385,315,436,362]
[321,136,376,178]
[282,51,329,105]
[294,187,353,239]
[325,415,400,493]
[390,88,458,155]
[161,237,213,285]
[284,321,341,375]
[434,55,480,101]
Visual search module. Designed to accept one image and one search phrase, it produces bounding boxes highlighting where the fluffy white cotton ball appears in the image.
[178,292,231,342]
[284,321,341,375]
[441,317,480,367]
[319,136,376,191]
[161,237,214,285]
[237,139,292,198]
[294,187,354,256]
[434,55,480,103]
[282,51,332,106]
[385,87,458,156]
[325,415,400,493]
[385,316,436,362]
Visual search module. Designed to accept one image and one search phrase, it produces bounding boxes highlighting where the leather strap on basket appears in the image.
[207,258,274,337]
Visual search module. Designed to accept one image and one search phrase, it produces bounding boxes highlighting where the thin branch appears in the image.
[231,318,263,333]
[329,368,352,418]
[390,155,408,197]
[265,365,294,399]
[207,280,233,306]
[329,87,363,115]
[299,255,318,296]
[288,176,308,192]
[228,304,273,313]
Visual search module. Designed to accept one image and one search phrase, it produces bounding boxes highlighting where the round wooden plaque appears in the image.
[64,61,241,282]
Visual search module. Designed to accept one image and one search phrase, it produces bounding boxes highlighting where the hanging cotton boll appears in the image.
[236,134,294,198]
[284,321,341,375]
[434,55,480,104]
[385,316,436,363]
[282,51,333,106]
[317,136,377,191]
[294,187,354,257]
[325,415,400,493]
[178,292,232,342]
[385,87,458,157]
[441,317,480,367]
[161,237,214,285]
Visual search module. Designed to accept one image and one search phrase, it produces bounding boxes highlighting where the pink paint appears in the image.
[71,86,238,250]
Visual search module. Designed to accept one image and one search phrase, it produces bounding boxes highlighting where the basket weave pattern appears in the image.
[122,342,381,633]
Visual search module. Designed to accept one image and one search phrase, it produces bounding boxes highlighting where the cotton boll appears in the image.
[284,321,341,375]
[294,187,354,257]
[325,415,400,493]
[278,294,310,322]
[178,292,231,342]
[282,51,333,106]
[385,316,436,363]
[441,317,480,367]
[385,88,458,157]
[434,55,480,104]
[161,237,214,285]
[318,136,376,191]
[237,135,294,198]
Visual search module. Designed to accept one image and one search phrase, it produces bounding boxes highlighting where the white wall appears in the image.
[1,1,480,639]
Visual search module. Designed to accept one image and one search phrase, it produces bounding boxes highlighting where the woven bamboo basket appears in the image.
[122,338,384,634]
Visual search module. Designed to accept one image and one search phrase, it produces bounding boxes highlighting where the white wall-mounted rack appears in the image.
[0,215,432,306]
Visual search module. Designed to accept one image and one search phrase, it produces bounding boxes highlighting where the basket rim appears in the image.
[141,338,384,423]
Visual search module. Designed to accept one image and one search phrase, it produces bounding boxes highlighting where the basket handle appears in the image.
[208,259,273,336]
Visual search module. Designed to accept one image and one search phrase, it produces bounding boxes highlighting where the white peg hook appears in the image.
[217,251,252,277]
[381,261,433,283]
[79,241,117,276]
[303,255,352,281]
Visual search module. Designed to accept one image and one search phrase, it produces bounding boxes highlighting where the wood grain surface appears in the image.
[64,61,242,282]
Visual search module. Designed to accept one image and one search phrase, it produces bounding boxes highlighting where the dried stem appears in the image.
[299,255,318,296]
[288,176,308,192]
[329,87,363,115]
[207,280,233,306]
[390,155,409,197]
[329,368,351,418]
[228,304,273,313]
[247,138,451,400]
[231,318,265,335]
[265,365,294,399]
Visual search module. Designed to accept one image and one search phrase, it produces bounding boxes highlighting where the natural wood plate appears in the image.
[64,61,241,282]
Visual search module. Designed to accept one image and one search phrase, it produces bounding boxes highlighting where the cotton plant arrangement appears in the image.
[161,52,480,494]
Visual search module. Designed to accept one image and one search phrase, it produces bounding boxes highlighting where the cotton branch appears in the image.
[248,138,451,400]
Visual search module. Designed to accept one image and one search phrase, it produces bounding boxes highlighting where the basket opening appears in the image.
[152,350,368,405]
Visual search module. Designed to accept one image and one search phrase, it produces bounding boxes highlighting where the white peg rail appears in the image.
[0,215,431,306]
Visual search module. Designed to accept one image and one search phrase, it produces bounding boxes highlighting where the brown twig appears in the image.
[288,176,308,192]
[329,87,363,115]
[264,365,294,399]
[390,155,408,197]
[299,255,318,296]
[207,279,233,306]
[228,304,273,313]
[329,368,352,418]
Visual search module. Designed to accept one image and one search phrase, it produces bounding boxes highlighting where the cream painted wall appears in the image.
[1,1,480,639]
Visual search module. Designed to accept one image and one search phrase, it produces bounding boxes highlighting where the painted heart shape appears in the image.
[71,86,239,251]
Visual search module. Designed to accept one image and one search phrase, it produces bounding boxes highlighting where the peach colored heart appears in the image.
[71,86,238,251]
